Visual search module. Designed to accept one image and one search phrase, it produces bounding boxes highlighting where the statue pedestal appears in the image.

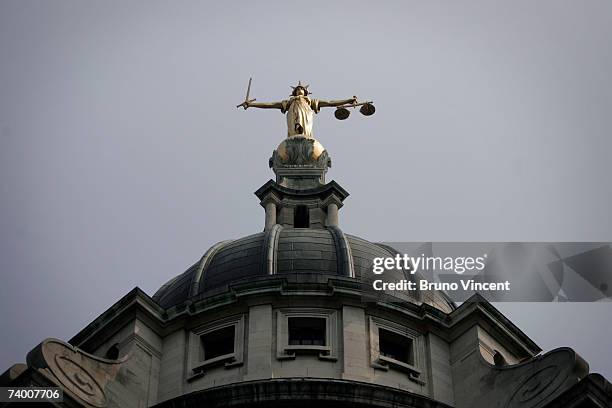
[273,165,327,189]
[270,136,331,189]
[257,135,348,230]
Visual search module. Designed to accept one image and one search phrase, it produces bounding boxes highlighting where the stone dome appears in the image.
[152,227,455,313]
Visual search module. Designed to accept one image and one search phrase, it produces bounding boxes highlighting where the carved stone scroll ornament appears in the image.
[458,347,589,408]
[26,338,126,407]
[503,348,589,408]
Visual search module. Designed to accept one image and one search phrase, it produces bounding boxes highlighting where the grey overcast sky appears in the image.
[1,0,611,378]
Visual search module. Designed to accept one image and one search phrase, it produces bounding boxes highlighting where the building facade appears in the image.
[1,132,610,408]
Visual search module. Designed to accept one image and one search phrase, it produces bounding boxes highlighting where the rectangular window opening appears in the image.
[201,325,235,361]
[294,205,310,228]
[288,317,326,346]
[379,328,413,365]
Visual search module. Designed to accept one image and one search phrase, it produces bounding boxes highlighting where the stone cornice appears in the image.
[448,293,541,356]
[68,287,166,351]
[254,179,349,202]
[65,280,539,364]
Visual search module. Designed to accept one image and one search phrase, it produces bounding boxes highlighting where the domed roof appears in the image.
[152,227,455,313]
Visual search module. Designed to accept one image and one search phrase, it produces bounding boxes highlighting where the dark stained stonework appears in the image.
[152,378,453,408]
[546,374,612,407]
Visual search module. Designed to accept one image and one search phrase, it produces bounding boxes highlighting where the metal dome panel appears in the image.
[152,228,455,313]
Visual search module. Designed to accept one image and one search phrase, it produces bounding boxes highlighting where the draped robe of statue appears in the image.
[281,95,320,138]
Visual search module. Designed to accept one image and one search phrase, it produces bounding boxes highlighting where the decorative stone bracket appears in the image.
[26,338,127,408]
[454,346,590,408]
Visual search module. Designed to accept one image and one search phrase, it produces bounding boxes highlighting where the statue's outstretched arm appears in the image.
[245,101,283,109]
[319,97,357,108]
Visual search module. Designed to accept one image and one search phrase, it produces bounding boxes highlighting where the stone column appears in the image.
[264,202,277,231]
[327,203,339,227]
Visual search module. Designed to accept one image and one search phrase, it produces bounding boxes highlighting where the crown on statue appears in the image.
[290,81,310,95]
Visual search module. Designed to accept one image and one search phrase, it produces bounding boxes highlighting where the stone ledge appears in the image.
[151,377,452,408]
